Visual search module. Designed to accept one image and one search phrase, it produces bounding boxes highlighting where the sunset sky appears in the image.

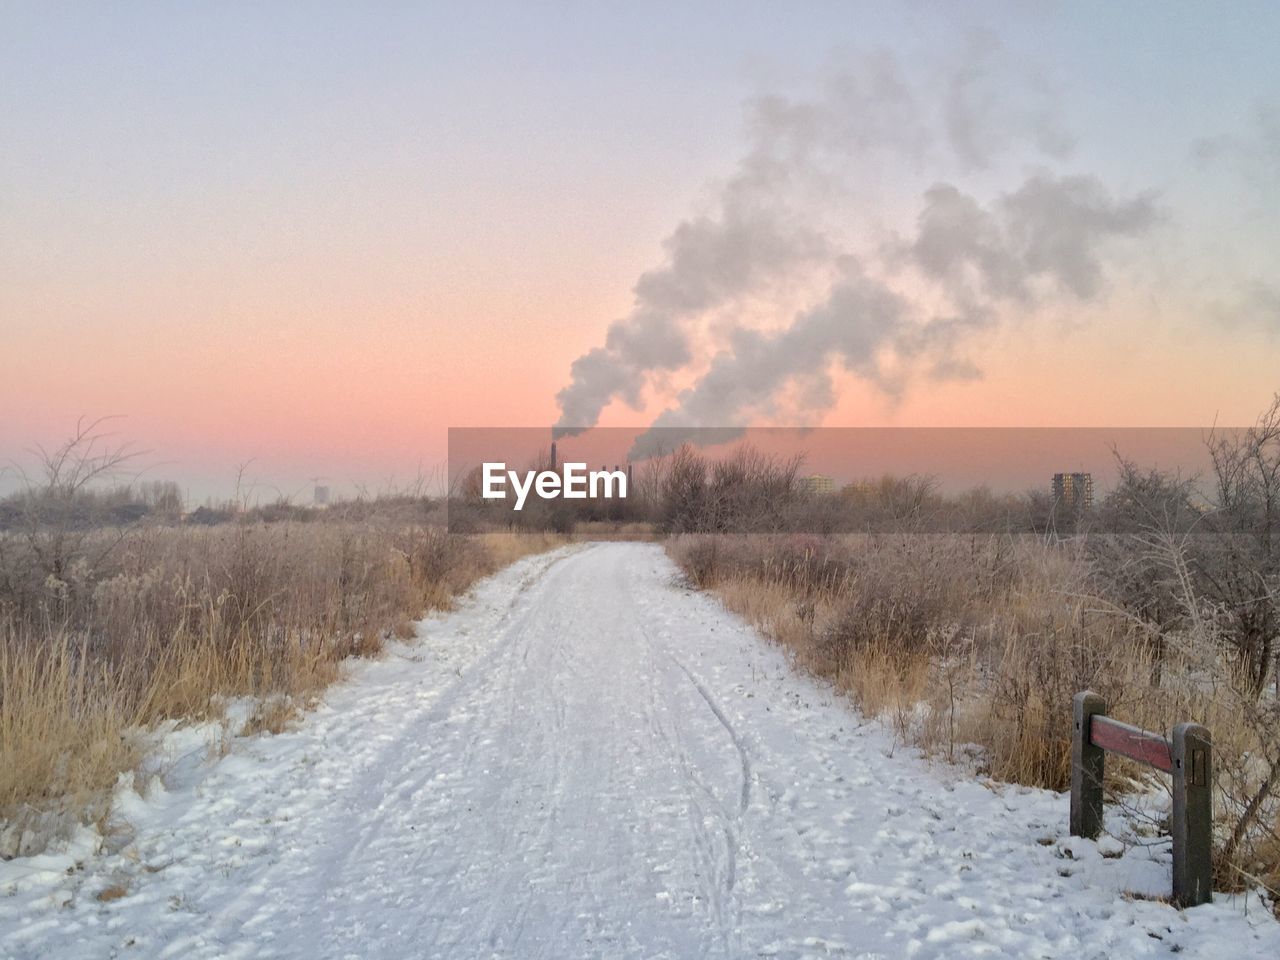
[3,2,1278,500]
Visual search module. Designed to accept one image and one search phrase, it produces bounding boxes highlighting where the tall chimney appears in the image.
[550,440,557,471]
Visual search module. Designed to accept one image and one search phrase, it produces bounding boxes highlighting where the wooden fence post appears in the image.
[1070,691,1106,839]
[1171,722,1213,907]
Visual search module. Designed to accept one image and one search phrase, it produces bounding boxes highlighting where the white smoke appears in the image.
[629,173,1158,459]
[554,52,928,437]
[553,199,829,435]
[555,44,1161,453]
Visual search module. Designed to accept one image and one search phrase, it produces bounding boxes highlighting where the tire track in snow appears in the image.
[631,600,753,960]
[667,653,753,819]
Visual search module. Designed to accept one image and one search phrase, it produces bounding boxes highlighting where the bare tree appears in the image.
[1203,395,1280,698]
[14,417,140,579]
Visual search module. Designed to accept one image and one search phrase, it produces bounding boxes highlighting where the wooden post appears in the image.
[1171,723,1213,907]
[1070,691,1106,839]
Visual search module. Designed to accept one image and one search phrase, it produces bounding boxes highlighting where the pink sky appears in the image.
[4,5,1278,501]
[5,252,1277,500]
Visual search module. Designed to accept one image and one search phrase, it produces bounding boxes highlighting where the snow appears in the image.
[2,542,1278,959]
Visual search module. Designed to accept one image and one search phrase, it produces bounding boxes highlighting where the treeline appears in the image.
[451,429,1247,538]
[0,480,185,530]
[0,484,449,532]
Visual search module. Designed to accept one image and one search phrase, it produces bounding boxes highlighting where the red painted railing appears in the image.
[1088,715,1173,772]
[1070,691,1213,908]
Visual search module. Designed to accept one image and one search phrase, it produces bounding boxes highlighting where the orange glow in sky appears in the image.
[4,5,1278,500]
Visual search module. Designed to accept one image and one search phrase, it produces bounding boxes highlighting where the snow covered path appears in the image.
[3,542,1278,959]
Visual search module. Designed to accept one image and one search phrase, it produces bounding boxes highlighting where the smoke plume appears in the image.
[553,200,829,435]
[554,53,929,437]
[628,173,1159,458]
[555,45,1162,454]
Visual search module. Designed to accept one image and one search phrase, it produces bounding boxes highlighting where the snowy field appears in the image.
[2,542,1278,959]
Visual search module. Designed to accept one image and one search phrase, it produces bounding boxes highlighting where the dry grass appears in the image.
[95,883,128,903]
[0,629,143,842]
[0,522,560,857]
[672,534,1173,785]
[715,574,933,719]
[669,532,1280,907]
